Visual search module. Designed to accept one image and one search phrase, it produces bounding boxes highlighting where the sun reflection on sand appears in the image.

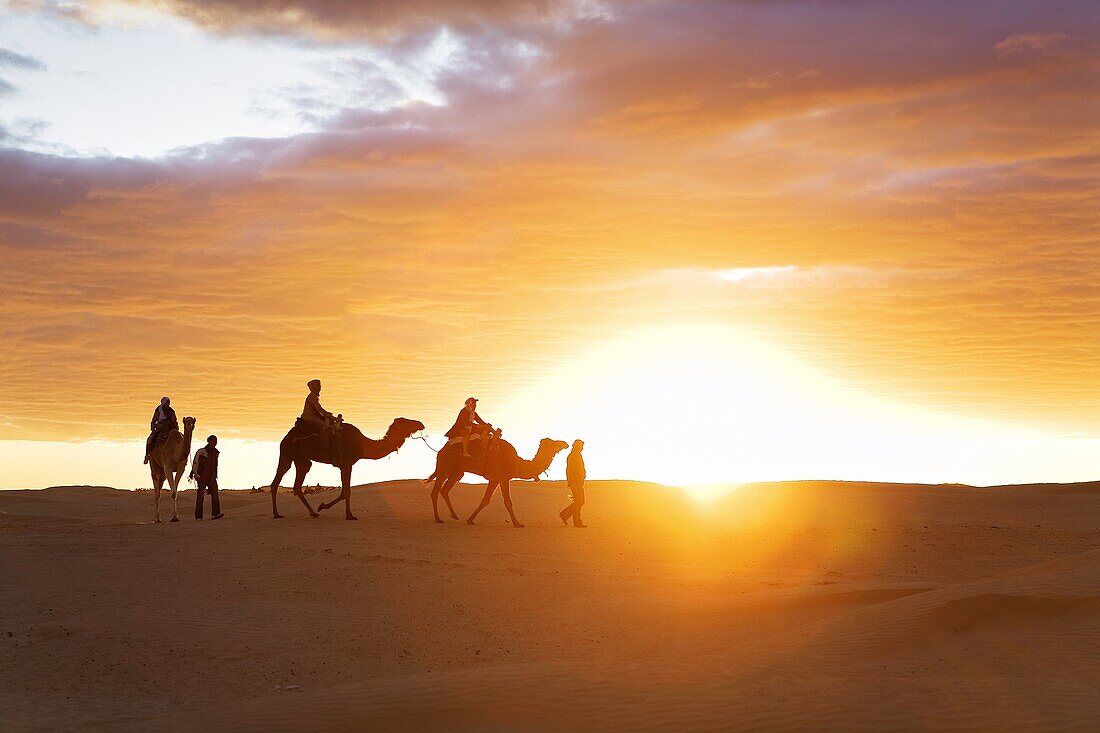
[679,482,739,503]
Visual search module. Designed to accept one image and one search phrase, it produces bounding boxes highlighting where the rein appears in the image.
[411,433,442,453]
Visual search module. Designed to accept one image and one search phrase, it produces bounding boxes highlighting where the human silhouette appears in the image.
[445,397,490,457]
[190,434,223,520]
[559,439,586,527]
[300,379,338,453]
[144,396,178,464]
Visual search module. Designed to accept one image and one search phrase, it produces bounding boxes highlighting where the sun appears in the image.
[500,324,835,496]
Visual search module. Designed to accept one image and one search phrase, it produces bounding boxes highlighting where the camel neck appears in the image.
[530,447,556,473]
[514,450,553,480]
[357,430,404,460]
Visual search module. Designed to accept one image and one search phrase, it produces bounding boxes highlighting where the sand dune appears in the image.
[3,479,1100,731]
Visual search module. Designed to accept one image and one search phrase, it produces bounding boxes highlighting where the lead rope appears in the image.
[411,433,441,453]
[558,482,573,515]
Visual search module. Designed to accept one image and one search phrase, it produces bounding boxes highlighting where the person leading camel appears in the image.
[301,379,337,451]
[559,439,586,527]
[445,397,490,457]
[189,434,223,520]
[144,396,178,464]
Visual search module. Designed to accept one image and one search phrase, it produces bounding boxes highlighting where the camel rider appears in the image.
[301,379,337,449]
[445,397,491,458]
[144,396,178,464]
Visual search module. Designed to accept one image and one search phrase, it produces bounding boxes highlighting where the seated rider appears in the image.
[445,397,490,458]
[301,379,337,450]
[144,396,178,464]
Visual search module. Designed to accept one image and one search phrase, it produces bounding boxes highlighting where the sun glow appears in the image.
[681,482,741,503]
[501,324,849,494]
[500,324,1100,499]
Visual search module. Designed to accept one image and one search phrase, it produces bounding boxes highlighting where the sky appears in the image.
[0,0,1098,491]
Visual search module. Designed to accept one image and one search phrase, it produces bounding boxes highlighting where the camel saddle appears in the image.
[150,421,176,448]
[292,417,342,460]
[444,434,502,474]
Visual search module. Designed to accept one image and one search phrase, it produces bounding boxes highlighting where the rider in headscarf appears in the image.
[445,397,490,457]
[144,396,178,464]
[301,379,337,449]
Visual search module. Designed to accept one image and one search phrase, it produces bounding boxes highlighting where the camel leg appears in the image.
[291,460,319,517]
[269,454,292,519]
[318,466,355,518]
[340,466,357,520]
[317,463,344,514]
[430,473,460,523]
[500,479,524,528]
[168,469,181,522]
[440,476,460,520]
[430,475,447,523]
[466,481,497,525]
[152,469,164,523]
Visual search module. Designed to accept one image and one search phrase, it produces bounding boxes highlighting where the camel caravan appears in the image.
[143,385,587,527]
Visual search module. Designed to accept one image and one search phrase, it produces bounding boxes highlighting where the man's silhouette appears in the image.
[445,397,490,457]
[190,435,223,520]
[301,379,336,451]
[144,396,178,464]
[559,439,586,527]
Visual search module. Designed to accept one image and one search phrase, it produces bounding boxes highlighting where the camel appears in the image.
[148,415,196,523]
[427,436,569,527]
[267,417,425,520]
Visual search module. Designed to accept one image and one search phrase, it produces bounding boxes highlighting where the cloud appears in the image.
[0,47,47,70]
[0,0,1098,446]
[716,265,895,289]
[995,32,1071,57]
[718,266,797,284]
[16,0,593,40]
[0,47,46,99]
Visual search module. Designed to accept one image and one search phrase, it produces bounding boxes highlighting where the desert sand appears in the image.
[3,478,1100,731]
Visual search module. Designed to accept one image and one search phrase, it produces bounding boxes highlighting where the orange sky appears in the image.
[0,1,1097,488]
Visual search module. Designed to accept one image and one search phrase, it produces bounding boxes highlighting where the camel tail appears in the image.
[423,471,437,484]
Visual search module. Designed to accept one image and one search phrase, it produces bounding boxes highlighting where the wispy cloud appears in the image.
[717,266,796,283]
[0,47,46,70]
[995,32,1071,57]
[14,0,591,40]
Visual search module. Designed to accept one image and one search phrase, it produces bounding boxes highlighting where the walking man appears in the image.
[559,439,586,527]
[190,435,223,520]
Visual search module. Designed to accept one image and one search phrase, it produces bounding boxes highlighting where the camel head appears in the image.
[387,417,426,440]
[182,416,196,432]
[538,438,570,459]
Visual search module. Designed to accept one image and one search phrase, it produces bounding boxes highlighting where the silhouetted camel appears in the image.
[427,437,569,527]
[148,416,196,523]
[268,417,424,520]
